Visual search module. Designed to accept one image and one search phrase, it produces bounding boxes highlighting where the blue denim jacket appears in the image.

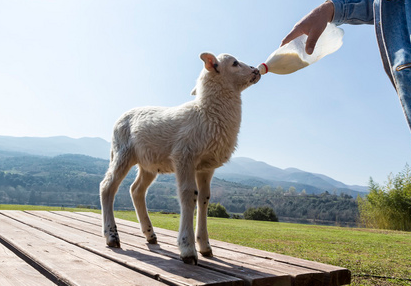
[331,0,411,129]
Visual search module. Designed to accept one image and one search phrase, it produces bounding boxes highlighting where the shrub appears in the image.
[244,206,278,222]
[358,165,411,231]
[208,203,230,218]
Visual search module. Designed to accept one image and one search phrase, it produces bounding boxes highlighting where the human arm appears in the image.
[332,0,374,25]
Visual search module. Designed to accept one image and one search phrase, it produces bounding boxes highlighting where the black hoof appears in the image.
[181,256,198,265]
[107,240,121,248]
[147,237,157,244]
[200,250,213,257]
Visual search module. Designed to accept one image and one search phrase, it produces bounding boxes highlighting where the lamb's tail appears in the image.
[109,114,136,168]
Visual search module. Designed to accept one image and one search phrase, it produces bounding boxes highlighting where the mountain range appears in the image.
[215,157,367,195]
[0,135,110,159]
[0,135,368,195]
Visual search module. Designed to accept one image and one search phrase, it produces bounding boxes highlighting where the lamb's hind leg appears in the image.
[100,153,134,248]
[195,170,214,257]
[130,167,157,244]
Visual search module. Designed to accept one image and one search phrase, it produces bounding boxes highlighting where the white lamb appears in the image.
[100,52,260,265]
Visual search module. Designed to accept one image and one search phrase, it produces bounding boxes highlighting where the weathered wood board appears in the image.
[0,243,55,286]
[0,211,351,286]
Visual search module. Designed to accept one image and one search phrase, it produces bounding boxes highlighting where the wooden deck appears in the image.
[0,211,351,286]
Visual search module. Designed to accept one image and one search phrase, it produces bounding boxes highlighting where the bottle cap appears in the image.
[257,63,268,75]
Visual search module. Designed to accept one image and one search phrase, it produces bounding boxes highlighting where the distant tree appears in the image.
[28,190,36,205]
[273,186,284,196]
[244,206,278,222]
[208,203,230,218]
[287,186,297,196]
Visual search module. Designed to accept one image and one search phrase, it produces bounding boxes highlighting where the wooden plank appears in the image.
[24,211,289,286]
[1,211,245,286]
[69,212,332,281]
[34,211,325,286]
[25,211,292,286]
[52,211,324,285]
[0,212,170,286]
[75,211,351,286]
[0,243,55,286]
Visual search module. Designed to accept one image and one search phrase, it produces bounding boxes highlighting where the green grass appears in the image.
[0,204,100,213]
[2,205,411,286]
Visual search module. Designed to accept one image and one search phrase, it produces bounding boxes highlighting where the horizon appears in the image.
[1,1,410,186]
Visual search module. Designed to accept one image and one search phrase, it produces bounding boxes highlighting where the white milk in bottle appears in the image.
[258,23,344,75]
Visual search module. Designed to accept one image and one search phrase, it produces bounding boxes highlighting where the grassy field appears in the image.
[1,204,410,286]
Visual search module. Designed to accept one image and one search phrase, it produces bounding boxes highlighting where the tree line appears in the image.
[208,203,279,222]
[0,153,359,226]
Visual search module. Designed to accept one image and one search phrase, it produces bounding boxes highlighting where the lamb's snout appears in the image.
[251,67,261,84]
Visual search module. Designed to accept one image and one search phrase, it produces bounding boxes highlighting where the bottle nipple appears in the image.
[258,63,268,75]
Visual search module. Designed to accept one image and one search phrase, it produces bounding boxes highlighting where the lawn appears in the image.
[2,205,410,286]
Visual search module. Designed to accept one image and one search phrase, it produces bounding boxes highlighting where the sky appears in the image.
[0,0,410,187]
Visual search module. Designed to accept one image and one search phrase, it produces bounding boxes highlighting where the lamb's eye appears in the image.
[233,61,239,67]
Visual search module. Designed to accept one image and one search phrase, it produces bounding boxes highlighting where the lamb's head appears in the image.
[191,52,260,95]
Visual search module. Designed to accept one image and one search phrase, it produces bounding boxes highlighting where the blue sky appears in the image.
[0,0,410,186]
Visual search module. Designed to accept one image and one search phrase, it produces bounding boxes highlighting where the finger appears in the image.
[280,28,305,47]
[305,27,324,54]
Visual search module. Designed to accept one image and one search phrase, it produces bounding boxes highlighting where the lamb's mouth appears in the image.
[250,72,261,84]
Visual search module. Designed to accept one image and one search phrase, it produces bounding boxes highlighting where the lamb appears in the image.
[100,52,260,265]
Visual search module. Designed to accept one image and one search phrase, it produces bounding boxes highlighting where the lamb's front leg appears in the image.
[175,165,198,265]
[195,170,214,257]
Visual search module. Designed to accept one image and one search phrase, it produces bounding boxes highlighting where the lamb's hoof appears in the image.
[107,239,121,248]
[200,249,213,257]
[105,225,120,248]
[147,237,157,244]
[181,255,198,265]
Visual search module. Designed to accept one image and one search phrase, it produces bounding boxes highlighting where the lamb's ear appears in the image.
[200,52,219,73]
[191,87,197,96]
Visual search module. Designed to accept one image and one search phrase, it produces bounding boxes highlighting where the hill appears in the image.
[215,157,367,197]
[0,135,111,159]
[0,135,367,197]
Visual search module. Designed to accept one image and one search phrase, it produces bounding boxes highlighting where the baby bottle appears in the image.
[258,23,344,75]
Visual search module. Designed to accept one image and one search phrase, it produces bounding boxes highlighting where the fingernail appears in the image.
[307,47,313,54]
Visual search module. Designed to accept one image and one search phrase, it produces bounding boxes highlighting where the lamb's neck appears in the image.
[195,88,242,133]
[198,89,240,111]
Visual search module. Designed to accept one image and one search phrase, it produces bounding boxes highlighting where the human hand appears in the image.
[281,1,335,55]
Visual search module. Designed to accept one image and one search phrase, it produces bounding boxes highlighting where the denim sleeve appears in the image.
[330,0,374,25]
